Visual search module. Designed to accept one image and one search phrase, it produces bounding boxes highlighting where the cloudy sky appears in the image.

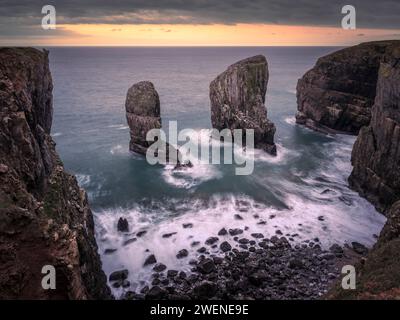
[1,0,399,46]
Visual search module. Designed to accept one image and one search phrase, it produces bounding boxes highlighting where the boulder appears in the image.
[117,217,129,232]
[143,254,157,266]
[210,55,276,155]
[109,269,129,282]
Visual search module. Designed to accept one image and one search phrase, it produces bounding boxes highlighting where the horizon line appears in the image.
[0,44,348,48]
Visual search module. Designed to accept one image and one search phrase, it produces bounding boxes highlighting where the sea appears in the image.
[49,47,386,297]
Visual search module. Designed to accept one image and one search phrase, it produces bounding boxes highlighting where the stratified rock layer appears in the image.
[0,48,111,299]
[296,41,400,134]
[210,55,276,155]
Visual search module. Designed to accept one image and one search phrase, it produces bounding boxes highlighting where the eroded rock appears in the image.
[210,55,276,155]
[296,41,399,134]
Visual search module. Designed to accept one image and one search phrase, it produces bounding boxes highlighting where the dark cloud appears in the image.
[0,0,399,39]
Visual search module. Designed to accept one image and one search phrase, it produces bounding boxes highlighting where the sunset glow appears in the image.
[3,23,400,47]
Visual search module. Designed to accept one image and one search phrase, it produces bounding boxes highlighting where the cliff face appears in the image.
[349,44,400,214]
[296,41,399,134]
[328,44,400,299]
[0,48,111,299]
[210,55,276,155]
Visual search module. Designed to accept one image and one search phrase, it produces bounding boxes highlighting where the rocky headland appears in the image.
[296,40,400,299]
[210,55,277,155]
[349,44,400,213]
[296,41,399,134]
[328,43,400,299]
[0,48,111,299]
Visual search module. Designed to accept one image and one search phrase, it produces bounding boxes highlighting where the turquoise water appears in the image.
[50,47,385,295]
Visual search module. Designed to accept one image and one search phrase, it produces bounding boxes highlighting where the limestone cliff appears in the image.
[0,48,111,299]
[210,55,276,155]
[296,41,399,134]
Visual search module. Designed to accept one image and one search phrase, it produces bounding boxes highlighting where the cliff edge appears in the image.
[0,48,111,299]
[296,41,399,134]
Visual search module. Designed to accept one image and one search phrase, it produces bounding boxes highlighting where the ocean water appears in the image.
[49,47,386,296]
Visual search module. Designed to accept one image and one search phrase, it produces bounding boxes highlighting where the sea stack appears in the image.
[125,81,161,155]
[0,48,111,299]
[125,81,190,166]
[296,41,399,134]
[209,55,277,155]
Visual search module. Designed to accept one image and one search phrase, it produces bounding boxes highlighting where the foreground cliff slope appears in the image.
[296,41,400,134]
[210,55,276,155]
[0,48,110,299]
[328,43,400,299]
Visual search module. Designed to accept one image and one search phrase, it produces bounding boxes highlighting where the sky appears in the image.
[0,0,399,46]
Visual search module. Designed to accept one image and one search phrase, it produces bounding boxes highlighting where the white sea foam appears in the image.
[284,116,296,125]
[110,144,128,155]
[51,132,62,137]
[76,174,91,187]
[96,127,385,298]
[95,191,385,297]
[107,124,128,130]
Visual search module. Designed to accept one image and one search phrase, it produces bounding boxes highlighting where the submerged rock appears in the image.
[296,41,399,134]
[209,55,276,155]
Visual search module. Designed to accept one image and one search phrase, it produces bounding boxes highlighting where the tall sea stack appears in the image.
[0,48,110,299]
[125,81,161,155]
[125,81,190,166]
[210,55,276,155]
[296,41,399,134]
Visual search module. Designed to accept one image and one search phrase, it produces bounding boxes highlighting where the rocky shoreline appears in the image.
[117,232,366,300]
